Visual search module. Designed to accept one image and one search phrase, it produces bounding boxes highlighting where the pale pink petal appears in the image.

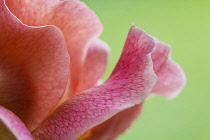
[0,1,69,130]
[33,26,157,140]
[152,40,170,73]
[0,106,33,140]
[5,0,103,93]
[76,39,110,93]
[151,40,186,98]
[152,58,186,99]
[82,103,143,140]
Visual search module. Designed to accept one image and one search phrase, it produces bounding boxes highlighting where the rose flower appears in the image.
[0,0,186,140]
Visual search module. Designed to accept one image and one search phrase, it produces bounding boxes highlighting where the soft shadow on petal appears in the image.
[82,103,143,140]
[5,0,103,93]
[33,26,157,140]
[0,1,69,130]
[151,40,186,98]
[0,106,33,140]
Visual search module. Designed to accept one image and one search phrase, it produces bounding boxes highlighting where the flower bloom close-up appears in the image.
[0,0,186,140]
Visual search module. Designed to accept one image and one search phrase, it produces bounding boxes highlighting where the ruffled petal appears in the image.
[0,1,69,130]
[80,38,186,140]
[33,26,157,140]
[152,40,170,73]
[76,39,110,93]
[0,106,33,140]
[81,103,143,140]
[5,0,103,92]
[152,58,186,99]
[151,40,186,98]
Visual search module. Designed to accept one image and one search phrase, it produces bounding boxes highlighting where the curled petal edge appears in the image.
[0,106,34,140]
[33,26,157,140]
[151,40,186,99]
[0,0,70,130]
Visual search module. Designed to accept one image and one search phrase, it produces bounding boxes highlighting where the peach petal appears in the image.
[151,40,186,98]
[55,39,109,106]
[76,39,110,93]
[33,26,157,140]
[0,1,69,130]
[0,106,33,140]
[5,0,103,93]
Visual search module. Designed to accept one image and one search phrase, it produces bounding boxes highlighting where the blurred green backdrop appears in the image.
[81,0,210,140]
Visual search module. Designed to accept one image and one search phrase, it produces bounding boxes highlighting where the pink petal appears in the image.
[81,103,143,140]
[80,37,186,140]
[33,26,157,140]
[152,58,186,99]
[151,40,186,98]
[0,106,33,140]
[84,37,187,140]
[5,0,103,93]
[152,40,170,73]
[76,39,110,93]
[0,1,69,130]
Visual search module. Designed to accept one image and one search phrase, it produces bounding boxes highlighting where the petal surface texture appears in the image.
[0,106,33,140]
[79,38,187,140]
[5,0,103,93]
[151,40,186,98]
[0,1,69,130]
[33,26,157,140]
[82,103,143,140]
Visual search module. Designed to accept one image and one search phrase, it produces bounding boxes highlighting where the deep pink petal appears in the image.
[76,39,110,93]
[5,0,103,93]
[82,103,143,140]
[0,106,33,140]
[84,38,186,139]
[0,1,69,130]
[33,26,157,140]
[151,40,186,98]
[81,38,186,140]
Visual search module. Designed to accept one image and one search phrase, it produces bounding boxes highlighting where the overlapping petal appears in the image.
[0,106,33,140]
[56,39,110,106]
[152,40,170,73]
[152,58,186,98]
[33,26,157,140]
[79,38,186,140]
[5,0,103,93]
[82,103,143,140]
[151,40,186,98]
[0,1,186,140]
[0,0,69,130]
[76,39,110,93]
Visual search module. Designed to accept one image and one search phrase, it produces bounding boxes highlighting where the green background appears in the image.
[81,0,210,140]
